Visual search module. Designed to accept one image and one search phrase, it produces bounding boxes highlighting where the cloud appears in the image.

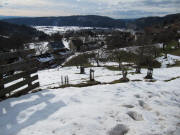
[112,10,169,19]
[0,0,179,18]
[143,0,180,6]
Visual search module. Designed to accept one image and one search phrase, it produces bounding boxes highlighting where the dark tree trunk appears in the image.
[96,60,100,67]
[145,68,153,79]
[162,43,166,51]
[120,68,129,82]
[136,66,141,74]
[118,58,122,69]
[122,70,127,79]
[164,52,167,59]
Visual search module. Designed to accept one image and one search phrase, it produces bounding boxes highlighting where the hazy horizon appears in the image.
[0,0,180,19]
[1,13,180,20]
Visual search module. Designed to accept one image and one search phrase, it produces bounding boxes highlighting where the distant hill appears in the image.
[133,13,180,29]
[0,20,46,51]
[0,20,45,37]
[2,15,126,28]
[2,13,180,29]
[0,15,23,20]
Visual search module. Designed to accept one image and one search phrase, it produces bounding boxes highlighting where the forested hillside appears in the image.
[0,21,47,51]
[2,13,180,29]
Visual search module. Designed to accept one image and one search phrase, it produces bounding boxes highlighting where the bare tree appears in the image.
[115,52,123,69]
[95,51,100,67]
[135,46,144,73]
[93,49,104,67]
[120,67,129,82]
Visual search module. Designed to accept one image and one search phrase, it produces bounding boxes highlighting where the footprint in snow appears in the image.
[134,94,141,98]
[70,97,81,103]
[108,124,129,135]
[143,133,162,135]
[123,104,134,108]
[127,111,143,121]
[139,100,152,110]
[176,123,180,127]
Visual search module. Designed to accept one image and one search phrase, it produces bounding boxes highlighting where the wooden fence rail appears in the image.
[0,59,38,74]
[0,49,35,61]
[0,49,40,98]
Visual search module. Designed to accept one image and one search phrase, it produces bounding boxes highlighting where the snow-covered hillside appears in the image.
[0,64,180,135]
[1,24,180,134]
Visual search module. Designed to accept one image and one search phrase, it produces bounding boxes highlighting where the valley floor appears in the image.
[0,65,180,135]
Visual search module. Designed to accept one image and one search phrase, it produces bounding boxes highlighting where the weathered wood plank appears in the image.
[0,68,37,86]
[10,82,40,97]
[0,59,39,74]
[0,75,38,97]
[0,49,35,61]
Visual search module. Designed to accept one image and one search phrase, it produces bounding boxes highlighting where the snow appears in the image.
[1,25,180,134]
[37,65,180,89]
[62,38,70,49]
[155,43,164,48]
[156,54,180,68]
[1,62,180,135]
[38,66,121,88]
[25,42,49,55]
[99,62,119,67]
[34,26,125,35]
[0,66,180,135]
[0,35,9,38]
[34,26,94,35]
[25,40,70,56]
[38,56,54,63]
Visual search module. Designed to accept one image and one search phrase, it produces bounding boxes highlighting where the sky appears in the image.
[0,0,180,19]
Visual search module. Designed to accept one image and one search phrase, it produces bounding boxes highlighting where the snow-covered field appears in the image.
[0,64,180,135]
[1,22,180,135]
[34,26,124,35]
[34,26,96,35]
[37,66,180,89]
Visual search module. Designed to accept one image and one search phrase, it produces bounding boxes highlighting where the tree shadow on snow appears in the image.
[0,90,66,135]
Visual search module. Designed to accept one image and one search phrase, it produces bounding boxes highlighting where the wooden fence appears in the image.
[0,49,40,98]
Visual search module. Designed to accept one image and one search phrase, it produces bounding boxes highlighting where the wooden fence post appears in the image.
[23,57,33,89]
[0,50,39,98]
[80,66,85,74]
[90,70,92,81]
[90,69,95,81]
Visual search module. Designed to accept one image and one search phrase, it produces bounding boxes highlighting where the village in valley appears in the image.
[0,11,180,135]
